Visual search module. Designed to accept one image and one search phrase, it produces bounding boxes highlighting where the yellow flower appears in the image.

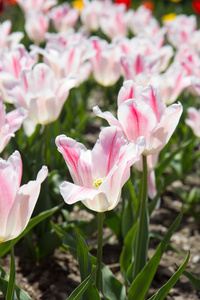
[162,12,177,23]
[170,0,183,2]
[72,0,84,14]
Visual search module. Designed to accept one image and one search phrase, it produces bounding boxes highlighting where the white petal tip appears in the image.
[93,106,101,114]
[137,136,146,147]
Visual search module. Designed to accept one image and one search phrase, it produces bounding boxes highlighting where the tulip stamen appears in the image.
[93,177,105,188]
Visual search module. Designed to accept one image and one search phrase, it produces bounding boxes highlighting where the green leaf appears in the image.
[104,210,121,239]
[90,256,126,300]
[120,222,138,280]
[149,252,190,300]
[76,230,92,281]
[51,222,77,258]
[156,139,193,179]
[175,264,200,290]
[0,266,32,300]
[127,209,183,300]
[0,205,62,257]
[6,241,15,300]
[76,230,97,300]
[66,268,98,300]
[121,197,135,239]
[149,232,185,257]
[101,264,126,300]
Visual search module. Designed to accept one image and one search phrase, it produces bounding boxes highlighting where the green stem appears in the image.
[96,212,104,291]
[133,155,149,279]
[6,240,15,300]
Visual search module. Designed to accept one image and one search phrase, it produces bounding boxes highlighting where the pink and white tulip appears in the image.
[25,12,49,44]
[80,0,104,32]
[99,4,129,39]
[0,95,28,153]
[49,3,79,32]
[90,37,122,86]
[0,20,24,52]
[56,127,145,212]
[17,0,57,13]
[159,64,191,105]
[93,80,183,155]
[0,44,37,103]
[118,36,173,79]
[0,151,48,243]
[164,14,197,49]
[185,107,200,138]
[31,36,94,83]
[5,63,76,125]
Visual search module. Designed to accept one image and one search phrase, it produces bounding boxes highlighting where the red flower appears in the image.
[115,0,131,9]
[0,1,3,13]
[192,1,200,13]
[5,0,17,4]
[141,1,154,11]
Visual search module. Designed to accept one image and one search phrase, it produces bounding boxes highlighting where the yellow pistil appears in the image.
[93,177,105,188]
[0,237,3,243]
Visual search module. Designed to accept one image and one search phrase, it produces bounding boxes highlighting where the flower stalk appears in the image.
[133,155,149,280]
[96,212,104,291]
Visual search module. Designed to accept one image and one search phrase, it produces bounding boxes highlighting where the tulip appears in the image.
[142,1,154,11]
[0,20,23,51]
[93,80,183,155]
[0,151,48,243]
[31,37,94,83]
[16,0,57,13]
[73,0,84,14]
[5,63,77,126]
[90,37,122,86]
[99,4,129,39]
[115,0,131,9]
[80,0,104,32]
[0,95,28,153]
[128,5,152,36]
[164,14,197,49]
[25,12,49,44]
[192,1,200,14]
[55,126,145,212]
[49,3,79,32]
[0,44,37,103]
[185,107,200,138]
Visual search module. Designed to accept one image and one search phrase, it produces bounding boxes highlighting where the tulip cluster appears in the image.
[0,0,199,299]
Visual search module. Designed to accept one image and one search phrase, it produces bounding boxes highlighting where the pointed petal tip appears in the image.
[93,105,101,114]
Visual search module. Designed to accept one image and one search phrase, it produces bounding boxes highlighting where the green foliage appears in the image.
[127,210,183,300]
[0,266,32,300]
[149,252,190,300]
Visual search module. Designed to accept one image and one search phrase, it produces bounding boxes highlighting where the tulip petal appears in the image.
[91,127,127,178]
[56,134,92,186]
[4,166,48,242]
[99,136,145,210]
[117,80,143,106]
[149,102,183,154]
[0,151,22,239]
[93,106,122,129]
[60,181,110,212]
[118,99,157,146]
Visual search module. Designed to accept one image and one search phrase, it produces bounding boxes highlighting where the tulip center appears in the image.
[0,237,3,243]
[93,177,105,188]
